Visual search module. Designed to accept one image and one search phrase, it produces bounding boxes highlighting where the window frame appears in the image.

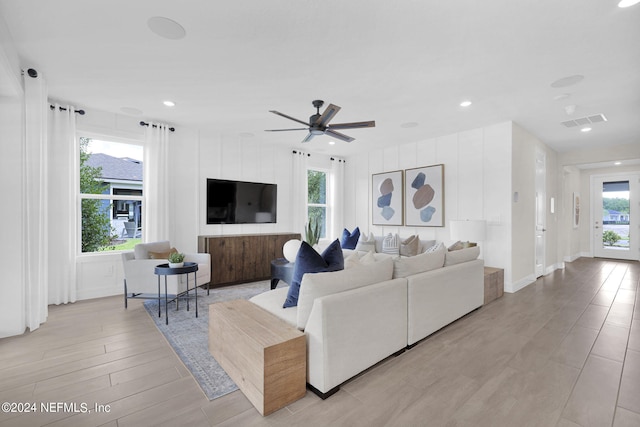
[307,167,331,240]
[77,134,144,255]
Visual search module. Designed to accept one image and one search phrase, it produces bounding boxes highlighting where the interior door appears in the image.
[592,174,639,261]
[534,150,546,277]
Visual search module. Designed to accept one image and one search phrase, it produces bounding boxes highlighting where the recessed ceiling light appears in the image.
[460,100,472,107]
[147,17,186,40]
[328,141,336,145]
[581,127,592,132]
[618,0,640,7]
[551,75,584,88]
[163,100,175,107]
[614,161,622,165]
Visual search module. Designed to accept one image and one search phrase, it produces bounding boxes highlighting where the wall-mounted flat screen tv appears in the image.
[206,178,277,224]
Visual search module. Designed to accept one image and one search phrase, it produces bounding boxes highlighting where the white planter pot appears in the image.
[169,262,184,268]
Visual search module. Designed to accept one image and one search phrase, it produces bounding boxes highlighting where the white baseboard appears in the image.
[505,274,536,293]
[76,287,121,302]
[564,253,581,263]
[545,262,564,275]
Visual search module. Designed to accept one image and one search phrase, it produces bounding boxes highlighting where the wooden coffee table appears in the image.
[209,299,306,416]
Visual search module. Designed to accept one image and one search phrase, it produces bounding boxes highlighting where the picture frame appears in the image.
[372,170,404,226]
[404,164,444,227]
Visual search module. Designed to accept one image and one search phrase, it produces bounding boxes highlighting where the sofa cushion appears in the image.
[393,244,445,278]
[355,232,376,252]
[340,227,360,249]
[134,240,171,259]
[444,245,480,266]
[283,240,344,308]
[400,235,420,257]
[250,287,297,327]
[382,233,400,255]
[297,257,394,330]
[344,251,361,269]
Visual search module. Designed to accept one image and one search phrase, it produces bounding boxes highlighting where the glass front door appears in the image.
[593,176,638,261]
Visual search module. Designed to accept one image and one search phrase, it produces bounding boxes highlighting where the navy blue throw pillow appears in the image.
[283,239,344,308]
[340,227,360,249]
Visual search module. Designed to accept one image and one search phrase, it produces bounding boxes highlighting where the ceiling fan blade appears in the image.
[328,120,376,130]
[325,128,355,143]
[264,128,308,132]
[301,132,315,143]
[269,110,310,127]
[314,103,341,127]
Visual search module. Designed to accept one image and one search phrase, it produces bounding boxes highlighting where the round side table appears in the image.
[154,262,199,325]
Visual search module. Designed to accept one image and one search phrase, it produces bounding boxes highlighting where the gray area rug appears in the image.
[143,281,271,400]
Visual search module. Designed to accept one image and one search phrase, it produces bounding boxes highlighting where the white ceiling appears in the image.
[1,0,639,157]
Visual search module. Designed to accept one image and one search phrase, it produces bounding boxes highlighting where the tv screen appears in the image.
[206,179,277,224]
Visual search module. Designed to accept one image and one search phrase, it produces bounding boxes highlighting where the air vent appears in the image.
[561,114,608,128]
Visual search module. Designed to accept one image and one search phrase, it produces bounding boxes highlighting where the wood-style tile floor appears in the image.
[0,257,638,426]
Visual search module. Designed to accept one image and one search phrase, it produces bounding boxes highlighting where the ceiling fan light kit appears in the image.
[266,100,375,143]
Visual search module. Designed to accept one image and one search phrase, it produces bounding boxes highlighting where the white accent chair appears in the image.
[122,240,211,307]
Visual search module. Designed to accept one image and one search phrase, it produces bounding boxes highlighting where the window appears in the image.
[79,137,143,253]
[307,169,328,239]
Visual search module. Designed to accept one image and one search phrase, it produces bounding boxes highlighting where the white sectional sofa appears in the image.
[249,243,484,398]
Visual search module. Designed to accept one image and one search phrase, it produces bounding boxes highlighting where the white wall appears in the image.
[195,131,302,240]
[511,124,560,290]
[344,122,514,288]
[0,98,25,338]
[561,166,582,261]
[0,25,26,337]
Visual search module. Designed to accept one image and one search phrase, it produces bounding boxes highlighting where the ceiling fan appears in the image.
[265,100,375,143]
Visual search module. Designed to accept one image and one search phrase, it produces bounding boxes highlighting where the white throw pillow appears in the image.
[424,242,443,253]
[382,233,400,255]
[358,251,378,265]
[444,246,480,266]
[393,244,445,278]
[344,251,361,269]
[355,232,376,252]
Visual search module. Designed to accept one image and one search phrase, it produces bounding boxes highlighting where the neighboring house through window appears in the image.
[79,137,143,253]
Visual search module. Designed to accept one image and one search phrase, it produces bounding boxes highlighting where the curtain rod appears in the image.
[140,121,175,132]
[49,105,85,115]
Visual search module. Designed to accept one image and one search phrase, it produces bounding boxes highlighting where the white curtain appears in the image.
[143,123,171,242]
[23,73,49,329]
[291,150,309,237]
[47,104,78,305]
[330,157,346,240]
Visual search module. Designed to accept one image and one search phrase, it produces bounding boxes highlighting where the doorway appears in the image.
[592,174,639,261]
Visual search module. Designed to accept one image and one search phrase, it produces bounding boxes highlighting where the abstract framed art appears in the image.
[404,164,444,227]
[372,170,403,226]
